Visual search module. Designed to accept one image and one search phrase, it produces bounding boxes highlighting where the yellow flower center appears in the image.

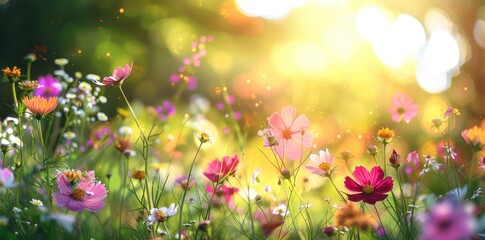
[363,184,374,194]
[397,107,405,114]
[282,128,292,140]
[318,162,330,172]
[71,188,86,201]
[155,210,168,222]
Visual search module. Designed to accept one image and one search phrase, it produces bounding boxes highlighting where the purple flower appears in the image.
[34,74,62,97]
[419,198,475,240]
[53,170,107,212]
[155,101,176,121]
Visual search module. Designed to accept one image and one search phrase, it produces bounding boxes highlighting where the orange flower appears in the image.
[2,66,21,78]
[22,96,58,119]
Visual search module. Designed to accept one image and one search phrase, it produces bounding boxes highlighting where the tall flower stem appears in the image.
[178,142,203,239]
[119,86,144,137]
[382,144,388,175]
[328,176,347,203]
[35,119,53,207]
[373,205,390,240]
[11,82,18,110]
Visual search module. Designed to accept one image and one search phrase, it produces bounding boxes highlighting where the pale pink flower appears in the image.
[95,63,133,87]
[305,148,334,177]
[389,93,418,123]
[265,106,314,160]
[0,168,18,188]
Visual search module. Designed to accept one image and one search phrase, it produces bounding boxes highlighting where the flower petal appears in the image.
[290,115,310,132]
[347,193,365,202]
[374,176,394,193]
[352,166,370,186]
[344,176,363,192]
[286,139,302,160]
[268,113,285,131]
[280,107,296,128]
[369,166,384,186]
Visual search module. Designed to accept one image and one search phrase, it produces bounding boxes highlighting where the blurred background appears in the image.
[1,0,485,167]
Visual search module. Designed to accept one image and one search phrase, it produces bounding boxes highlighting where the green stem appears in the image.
[328,176,347,203]
[178,142,203,239]
[119,86,145,138]
[12,82,18,110]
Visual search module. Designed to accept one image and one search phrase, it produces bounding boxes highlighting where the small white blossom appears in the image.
[272,203,289,216]
[97,112,108,122]
[12,207,22,213]
[30,199,43,207]
[146,203,178,225]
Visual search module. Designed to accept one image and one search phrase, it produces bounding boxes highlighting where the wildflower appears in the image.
[175,175,195,190]
[366,145,378,156]
[265,106,314,160]
[2,66,21,79]
[118,126,133,136]
[419,197,475,240]
[54,58,69,66]
[24,53,36,62]
[34,74,62,97]
[117,107,130,118]
[195,130,212,144]
[339,150,353,161]
[431,118,443,130]
[197,220,210,232]
[53,170,107,212]
[203,154,239,182]
[115,136,131,153]
[323,226,336,236]
[377,127,394,145]
[97,112,108,122]
[443,107,460,118]
[207,184,239,207]
[407,151,420,168]
[389,93,418,123]
[63,131,76,140]
[344,166,394,204]
[251,167,262,184]
[0,167,18,188]
[272,203,289,217]
[18,80,39,92]
[22,96,58,119]
[253,209,284,237]
[461,126,485,151]
[146,203,177,225]
[280,168,291,179]
[1,139,10,155]
[389,149,400,168]
[148,101,176,121]
[12,207,22,213]
[130,170,146,180]
[94,63,133,87]
[334,203,376,230]
[30,199,44,207]
[306,148,334,177]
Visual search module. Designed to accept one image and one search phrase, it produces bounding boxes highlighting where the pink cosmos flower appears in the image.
[203,154,239,182]
[407,151,420,169]
[389,93,418,123]
[265,106,314,160]
[34,74,62,98]
[0,168,18,188]
[253,208,285,237]
[53,170,107,211]
[207,184,239,207]
[305,148,334,177]
[95,63,133,87]
[344,166,394,205]
[478,157,485,171]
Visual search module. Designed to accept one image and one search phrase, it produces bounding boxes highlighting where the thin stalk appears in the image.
[178,142,203,239]
[328,176,347,203]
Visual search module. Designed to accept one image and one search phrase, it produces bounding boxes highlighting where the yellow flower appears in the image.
[22,96,58,119]
[334,203,376,231]
[462,126,485,151]
[377,127,394,145]
[2,66,21,78]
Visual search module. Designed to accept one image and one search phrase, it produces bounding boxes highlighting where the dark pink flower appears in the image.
[407,151,420,169]
[265,106,314,160]
[344,166,394,205]
[203,154,239,182]
[175,175,195,190]
[253,208,285,237]
[95,63,133,87]
[53,170,107,211]
[389,93,418,123]
[207,184,239,206]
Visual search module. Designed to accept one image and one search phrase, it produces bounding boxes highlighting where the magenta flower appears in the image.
[203,154,239,182]
[419,198,475,240]
[53,170,107,211]
[34,74,62,98]
[253,208,285,237]
[0,168,18,188]
[265,106,314,160]
[207,184,239,206]
[95,63,133,87]
[344,166,394,205]
[175,175,195,190]
[389,93,418,123]
[305,148,334,177]
[155,101,176,121]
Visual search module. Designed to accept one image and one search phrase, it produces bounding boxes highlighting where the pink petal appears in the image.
[344,176,363,192]
[369,166,384,186]
[82,200,105,212]
[57,174,72,195]
[363,193,388,204]
[286,139,302,160]
[273,140,286,160]
[53,193,71,206]
[280,107,296,128]
[374,176,394,193]
[64,199,85,211]
[268,113,285,131]
[300,131,314,148]
[290,115,310,132]
[347,193,365,202]
[352,166,370,186]
[305,166,325,176]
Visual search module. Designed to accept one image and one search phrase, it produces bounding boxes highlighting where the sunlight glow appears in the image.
[236,0,308,19]
[355,6,392,42]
